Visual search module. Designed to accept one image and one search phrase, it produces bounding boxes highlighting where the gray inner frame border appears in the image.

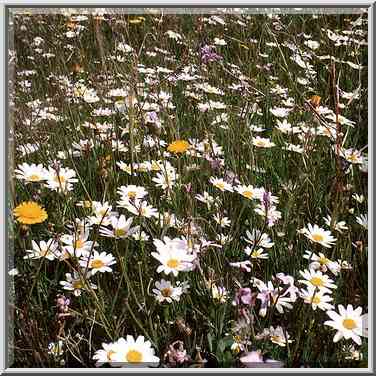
[1,3,374,373]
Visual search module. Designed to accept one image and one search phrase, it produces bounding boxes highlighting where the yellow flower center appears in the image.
[215,182,225,190]
[167,259,180,269]
[310,277,324,287]
[114,228,127,237]
[270,335,281,343]
[324,128,331,136]
[126,349,143,363]
[187,238,193,249]
[161,287,172,297]
[242,191,253,199]
[83,201,92,208]
[343,318,357,330]
[312,233,324,242]
[54,175,66,184]
[310,95,321,108]
[138,165,148,172]
[74,239,84,249]
[107,350,116,361]
[72,280,83,289]
[128,17,145,24]
[28,174,41,181]
[127,191,137,199]
[74,87,85,97]
[348,154,358,162]
[312,295,321,304]
[40,247,51,257]
[319,256,329,265]
[91,259,105,269]
[151,162,161,171]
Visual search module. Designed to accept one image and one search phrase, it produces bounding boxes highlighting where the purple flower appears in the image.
[209,158,222,171]
[240,351,284,368]
[235,288,254,305]
[164,341,191,366]
[184,183,192,193]
[200,45,222,64]
[145,111,158,123]
[240,350,264,364]
[262,191,271,210]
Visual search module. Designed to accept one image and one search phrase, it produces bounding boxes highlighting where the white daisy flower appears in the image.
[152,169,178,190]
[235,184,263,200]
[252,136,275,148]
[93,341,121,367]
[117,161,135,175]
[116,43,133,53]
[244,229,274,248]
[229,260,252,272]
[79,251,116,275]
[303,250,341,275]
[60,228,97,258]
[213,213,231,228]
[284,143,304,154]
[324,305,367,345]
[323,215,348,234]
[246,247,269,259]
[270,107,291,118]
[15,163,48,183]
[276,119,301,134]
[216,233,233,246]
[268,326,293,347]
[302,223,337,248]
[17,143,40,156]
[111,335,160,366]
[88,201,118,226]
[352,194,365,204]
[356,214,367,230]
[300,286,334,311]
[152,279,183,303]
[209,177,234,192]
[253,279,294,317]
[151,237,196,277]
[304,40,320,50]
[117,185,148,203]
[299,269,337,292]
[59,271,97,296]
[72,139,94,156]
[132,230,150,242]
[99,215,138,239]
[45,167,78,193]
[195,191,215,209]
[123,200,159,218]
[24,239,59,261]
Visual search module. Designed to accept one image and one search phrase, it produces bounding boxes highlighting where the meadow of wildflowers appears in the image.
[9,8,369,368]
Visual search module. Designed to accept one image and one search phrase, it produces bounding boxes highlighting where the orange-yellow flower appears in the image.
[310,95,321,108]
[167,140,190,154]
[128,17,145,24]
[13,201,48,225]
